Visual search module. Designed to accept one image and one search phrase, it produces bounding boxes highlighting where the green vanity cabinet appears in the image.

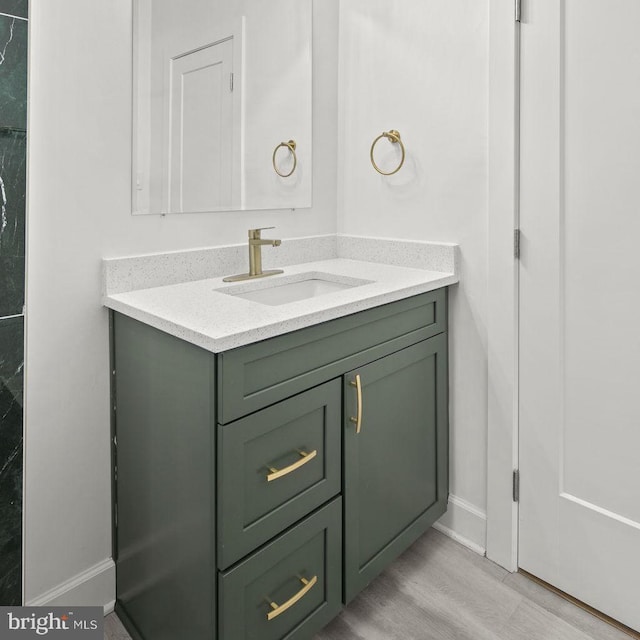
[112,288,449,640]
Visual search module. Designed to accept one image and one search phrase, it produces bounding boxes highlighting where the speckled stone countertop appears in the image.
[104,256,458,353]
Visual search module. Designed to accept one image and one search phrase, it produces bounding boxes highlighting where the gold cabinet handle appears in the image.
[266,449,317,482]
[349,374,363,434]
[267,575,317,621]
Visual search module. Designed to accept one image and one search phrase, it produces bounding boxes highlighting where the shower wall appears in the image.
[0,0,27,606]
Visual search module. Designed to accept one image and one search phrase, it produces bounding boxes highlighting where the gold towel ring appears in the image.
[272,140,297,178]
[370,130,405,176]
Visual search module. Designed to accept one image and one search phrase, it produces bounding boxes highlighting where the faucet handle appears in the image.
[248,226,276,238]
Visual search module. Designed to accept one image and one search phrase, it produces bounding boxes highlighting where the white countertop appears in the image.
[104,258,458,353]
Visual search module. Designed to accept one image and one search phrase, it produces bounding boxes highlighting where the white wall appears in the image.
[338,0,490,551]
[24,0,338,605]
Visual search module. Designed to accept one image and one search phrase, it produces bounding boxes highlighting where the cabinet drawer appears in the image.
[218,289,446,423]
[217,380,341,568]
[219,498,342,640]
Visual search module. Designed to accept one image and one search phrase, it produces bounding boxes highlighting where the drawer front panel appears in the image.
[218,380,341,568]
[219,498,342,640]
[219,289,446,423]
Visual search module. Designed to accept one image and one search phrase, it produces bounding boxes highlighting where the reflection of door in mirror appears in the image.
[132,0,312,216]
[168,37,238,213]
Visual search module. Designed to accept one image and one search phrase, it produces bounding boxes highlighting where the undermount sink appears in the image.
[217,273,371,306]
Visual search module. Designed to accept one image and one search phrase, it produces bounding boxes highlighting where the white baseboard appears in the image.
[26,558,115,615]
[433,494,487,556]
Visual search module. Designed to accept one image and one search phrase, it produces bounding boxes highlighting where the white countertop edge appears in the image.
[105,272,458,353]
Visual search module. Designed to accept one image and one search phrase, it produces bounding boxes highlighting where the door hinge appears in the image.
[513,469,520,502]
[515,0,522,22]
[514,229,521,259]
[230,72,234,92]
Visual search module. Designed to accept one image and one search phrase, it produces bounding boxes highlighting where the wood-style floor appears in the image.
[104,528,633,640]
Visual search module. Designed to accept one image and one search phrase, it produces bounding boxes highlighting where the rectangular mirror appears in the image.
[132,0,312,215]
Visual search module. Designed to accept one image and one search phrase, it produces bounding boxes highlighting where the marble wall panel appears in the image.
[0,316,23,605]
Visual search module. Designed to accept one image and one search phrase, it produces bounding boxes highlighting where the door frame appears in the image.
[486,0,521,572]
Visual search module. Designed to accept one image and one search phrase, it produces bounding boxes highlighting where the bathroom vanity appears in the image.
[105,247,455,640]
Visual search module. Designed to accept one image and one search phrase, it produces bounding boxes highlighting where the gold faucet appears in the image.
[223,227,284,282]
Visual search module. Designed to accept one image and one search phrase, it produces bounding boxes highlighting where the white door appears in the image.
[168,38,234,212]
[519,0,640,631]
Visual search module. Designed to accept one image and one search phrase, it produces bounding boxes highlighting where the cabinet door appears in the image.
[343,334,448,603]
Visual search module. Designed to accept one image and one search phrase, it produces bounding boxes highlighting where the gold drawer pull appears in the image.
[349,374,363,434]
[267,575,318,621]
[266,449,317,482]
